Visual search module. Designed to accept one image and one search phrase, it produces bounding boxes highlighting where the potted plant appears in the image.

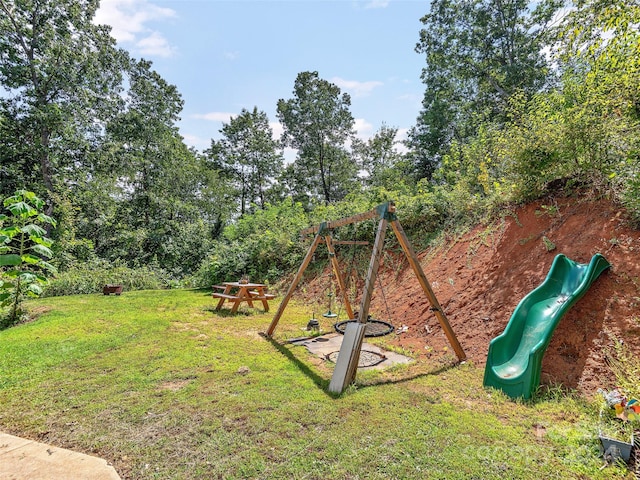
[598,388,639,464]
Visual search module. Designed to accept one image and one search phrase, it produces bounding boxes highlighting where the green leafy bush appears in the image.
[619,157,640,227]
[191,199,309,287]
[44,259,171,297]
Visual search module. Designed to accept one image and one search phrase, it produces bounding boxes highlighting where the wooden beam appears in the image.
[357,217,388,325]
[390,219,466,362]
[332,240,369,246]
[299,203,394,237]
[328,216,388,392]
[266,234,323,336]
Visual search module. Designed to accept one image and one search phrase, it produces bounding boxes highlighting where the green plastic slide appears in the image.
[483,253,611,399]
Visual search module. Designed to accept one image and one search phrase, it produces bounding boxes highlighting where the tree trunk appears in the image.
[39,128,55,217]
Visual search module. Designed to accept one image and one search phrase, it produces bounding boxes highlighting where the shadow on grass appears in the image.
[202,306,253,317]
[354,360,463,391]
[260,333,336,397]
[260,332,465,397]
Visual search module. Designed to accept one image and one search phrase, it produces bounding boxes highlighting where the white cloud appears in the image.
[137,31,176,58]
[270,123,299,164]
[354,118,374,139]
[395,128,409,153]
[192,112,237,122]
[396,127,409,141]
[95,0,177,57]
[224,51,240,60]
[331,77,383,97]
[364,0,390,9]
[270,121,284,140]
[181,132,210,151]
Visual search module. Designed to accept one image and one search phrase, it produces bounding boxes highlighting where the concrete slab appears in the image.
[0,432,121,480]
[290,332,413,370]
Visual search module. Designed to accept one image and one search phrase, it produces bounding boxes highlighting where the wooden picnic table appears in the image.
[212,282,275,313]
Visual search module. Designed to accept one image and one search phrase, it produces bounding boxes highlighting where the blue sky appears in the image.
[95,0,430,156]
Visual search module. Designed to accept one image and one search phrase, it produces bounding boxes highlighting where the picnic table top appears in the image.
[222,281,267,288]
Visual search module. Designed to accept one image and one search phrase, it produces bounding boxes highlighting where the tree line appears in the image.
[1,0,638,295]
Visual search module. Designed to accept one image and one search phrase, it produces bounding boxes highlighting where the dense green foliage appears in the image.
[0,0,638,299]
[206,107,284,215]
[191,199,309,287]
[43,259,172,297]
[408,0,562,180]
[0,190,56,328]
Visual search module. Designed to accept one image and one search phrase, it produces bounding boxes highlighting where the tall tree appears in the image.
[206,107,283,215]
[100,59,213,275]
[277,71,357,205]
[351,124,409,190]
[107,58,185,226]
[555,0,640,219]
[0,0,126,204]
[409,0,561,180]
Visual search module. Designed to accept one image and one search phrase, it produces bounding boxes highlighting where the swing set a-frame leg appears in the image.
[390,219,466,362]
[328,215,388,393]
[325,235,355,321]
[266,233,323,337]
[267,232,355,337]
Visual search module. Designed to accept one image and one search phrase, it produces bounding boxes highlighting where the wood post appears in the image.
[357,216,388,324]
[325,235,354,321]
[390,219,466,361]
[266,233,323,336]
[328,216,388,393]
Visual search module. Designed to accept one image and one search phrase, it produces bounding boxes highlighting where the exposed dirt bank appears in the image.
[296,194,640,397]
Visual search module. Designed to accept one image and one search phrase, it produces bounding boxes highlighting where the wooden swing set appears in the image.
[266,201,465,393]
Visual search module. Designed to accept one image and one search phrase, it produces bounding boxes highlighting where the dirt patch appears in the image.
[157,379,192,391]
[293,194,640,397]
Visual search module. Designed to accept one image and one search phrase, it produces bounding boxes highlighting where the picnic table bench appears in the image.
[212,282,274,313]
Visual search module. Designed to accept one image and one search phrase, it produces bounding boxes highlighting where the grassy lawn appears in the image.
[0,289,631,479]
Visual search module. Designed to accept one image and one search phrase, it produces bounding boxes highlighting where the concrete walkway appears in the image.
[0,432,121,480]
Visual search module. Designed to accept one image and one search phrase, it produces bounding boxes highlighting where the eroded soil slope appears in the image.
[299,194,640,396]
[380,194,640,396]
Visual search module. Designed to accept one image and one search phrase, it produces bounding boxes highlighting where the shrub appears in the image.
[44,259,171,297]
[619,156,640,227]
[191,199,309,288]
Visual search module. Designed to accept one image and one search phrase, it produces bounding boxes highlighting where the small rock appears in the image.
[237,366,251,375]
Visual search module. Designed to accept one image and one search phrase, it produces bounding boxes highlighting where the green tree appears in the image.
[351,124,410,190]
[0,190,56,328]
[207,107,284,215]
[193,198,309,286]
[277,71,357,205]
[101,59,214,275]
[0,0,126,204]
[409,0,561,180]
[556,0,640,218]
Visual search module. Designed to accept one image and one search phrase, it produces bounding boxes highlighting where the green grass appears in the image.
[0,290,632,479]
